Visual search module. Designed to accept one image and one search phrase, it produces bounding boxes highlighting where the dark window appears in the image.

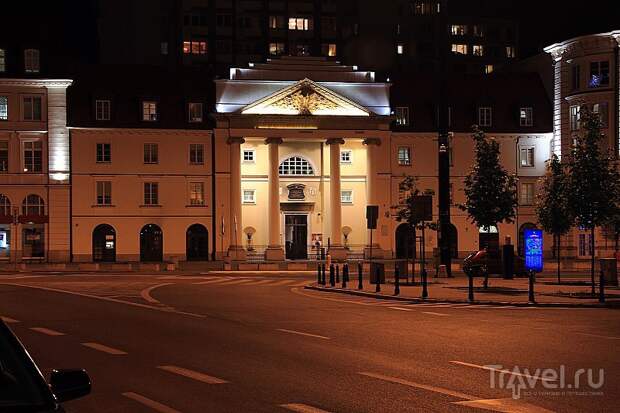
[144,182,159,205]
[96,143,111,163]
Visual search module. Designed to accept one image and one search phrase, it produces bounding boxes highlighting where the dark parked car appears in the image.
[0,320,91,412]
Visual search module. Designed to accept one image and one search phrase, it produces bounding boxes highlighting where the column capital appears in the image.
[265,137,283,145]
[326,138,345,146]
[227,136,245,145]
[363,137,382,146]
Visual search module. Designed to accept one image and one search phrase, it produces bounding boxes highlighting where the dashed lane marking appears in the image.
[82,342,127,355]
[421,311,449,317]
[280,403,333,413]
[388,306,414,312]
[0,316,19,323]
[276,328,330,340]
[359,372,477,401]
[576,332,620,340]
[157,365,228,384]
[140,283,173,304]
[122,392,181,413]
[449,361,555,383]
[29,327,65,336]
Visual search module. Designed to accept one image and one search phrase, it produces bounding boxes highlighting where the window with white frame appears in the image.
[520,182,535,205]
[279,156,314,175]
[288,17,312,31]
[143,143,158,164]
[0,141,8,172]
[143,182,159,205]
[142,101,158,121]
[96,181,112,205]
[341,190,353,204]
[188,102,203,122]
[22,96,42,121]
[0,49,5,72]
[589,61,609,87]
[519,107,533,127]
[578,233,593,257]
[450,25,467,35]
[472,45,484,56]
[395,106,409,126]
[478,107,492,127]
[451,44,468,55]
[95,99,111,121]
[592,102,609,128]
[0,96,7,120]
[0,194,10,215]
[570,105,581,131]
[96,143,111,163]
[519,147,535,167]
[397,146,411,166]
[22,194,44,216]
[24,49,40,73]
[242,189,256,204]
[23,141,42,172]
[189,144,204,164]
[189,182,205,205]
[242,149,255,163]
[340,150,352,164]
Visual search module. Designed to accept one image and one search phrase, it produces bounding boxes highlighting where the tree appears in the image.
[567,107,620,294]
[535,154,572,284]
[459,126,518,288]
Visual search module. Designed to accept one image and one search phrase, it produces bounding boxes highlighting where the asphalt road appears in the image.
[0,272,618,412]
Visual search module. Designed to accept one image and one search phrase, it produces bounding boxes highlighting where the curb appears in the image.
[303,285,620,309]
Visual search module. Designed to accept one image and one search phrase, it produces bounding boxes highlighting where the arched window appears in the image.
[22,194,44,216]
[0,194,10,216]
[279,156,314,176]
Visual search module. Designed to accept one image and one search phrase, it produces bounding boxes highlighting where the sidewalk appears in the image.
[306,273,620,308]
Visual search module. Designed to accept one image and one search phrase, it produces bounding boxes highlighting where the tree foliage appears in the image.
[536,154,572,238]
[393,175,436,231]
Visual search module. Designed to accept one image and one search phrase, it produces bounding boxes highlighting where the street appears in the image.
[0,272,618,412]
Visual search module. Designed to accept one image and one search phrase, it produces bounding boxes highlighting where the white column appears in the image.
[265,137,285,261]
[326,138,347,260]
[363,138,383,258]
[227,137,246,260]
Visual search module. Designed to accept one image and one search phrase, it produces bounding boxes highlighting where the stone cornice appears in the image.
[0,78,73,88]
[68,127,213,136]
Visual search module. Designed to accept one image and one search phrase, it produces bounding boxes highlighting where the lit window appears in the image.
[395,107,409,126]
[22,96,42,121]
[189,182,205,205]
[505,46,516,58]
[321,43,337,57]
[242,189,256,204]
[592,102,609,128]
[0,96,7,120]
[96,143,111,163]
[144,143,158,164]
[341,190,353,204]
[340,150,352,164]
[571,65,580,90]
[0,141,8,172]
[484,64,494,74]
[451,44,468,55]
[24,49,40,73]
[269,15,285,29]
[95,99,111,121]
[242,149,255,163]
[520,107,533,127]
[472,45,484,56]
[183,40,207,55]
[520,182,535,205]
[279,156,314,175]
[398,147,411,166]
[143,182,159,205]
[478,107,492,127]
[414,1,440,15]
[570,105,581,131]
[269,42,286,56]
[188,102,203,123]
[396,43,404,55]
[23,141,42,173]
[288,17,312,31]
[589,61,609,87]
[519,147,534,167]
[451,25,467,36]
[96,181,112,205]
[0,49,5,72]
[472,25,484,37]
[189,144,204,165]
[142,101,158,121]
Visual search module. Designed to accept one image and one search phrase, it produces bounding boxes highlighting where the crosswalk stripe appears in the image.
[30,327,65,336]
[82,342,127,355]
[122,392,180,413]
[157,365,228,384]
[280,403,333,413]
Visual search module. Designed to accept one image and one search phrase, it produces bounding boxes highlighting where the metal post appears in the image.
[336,265,340,284]
[329,264,335,287]
[528,270,536,303]
[317,264,321,284]
[321,264,326,285]
[394,266,400,296]
[599,270,606,303]
[375,266,381,293]
[342,265,347,289]
[358,261,363,290]
[422,269,428,299]
[468,272,474,302]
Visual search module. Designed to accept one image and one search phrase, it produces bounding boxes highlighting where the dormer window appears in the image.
[24,49,40,73]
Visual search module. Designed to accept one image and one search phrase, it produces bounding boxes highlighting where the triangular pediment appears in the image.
[240,78,370,117]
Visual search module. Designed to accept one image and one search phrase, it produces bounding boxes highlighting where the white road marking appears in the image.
[82,342,127,355]
[388,306,414,312]
[269,280,297,286]
[421,311,449,316]
[157,365,228,384]
[30,327,65,336]
[140,283,173,304]
[122,392,181,413]
[359,372,477,401]
[195,278,233,285]
[280,403,333,413]
[0,316,19,323]
[251,279,280,286]
[291,281,311,287]
[276,328,330,340]
[450,361,555,383]
[576,332,620,340]
[217,278,257,285]
[453,398,556,412]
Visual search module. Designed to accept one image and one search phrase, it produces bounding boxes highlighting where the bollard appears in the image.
[375,266,381,293]
[317,264,321,284]
[394,266,400,296]
[358,262,363,290]
[421,269,428,299]
[468,273,474,302]
[321,264,326,285]
[599,270,605,304]
[329,264,335,287]
[336,265,340,284]
[528,270,536,303]
[342,265,347,288]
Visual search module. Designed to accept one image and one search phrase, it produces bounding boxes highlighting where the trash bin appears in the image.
[600,258,618,286]
[370,262,385,284]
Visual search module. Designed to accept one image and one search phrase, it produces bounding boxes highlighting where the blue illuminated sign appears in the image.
[524,229,543,272]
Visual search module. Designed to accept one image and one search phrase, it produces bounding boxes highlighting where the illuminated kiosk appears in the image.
[213,57,392,262]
